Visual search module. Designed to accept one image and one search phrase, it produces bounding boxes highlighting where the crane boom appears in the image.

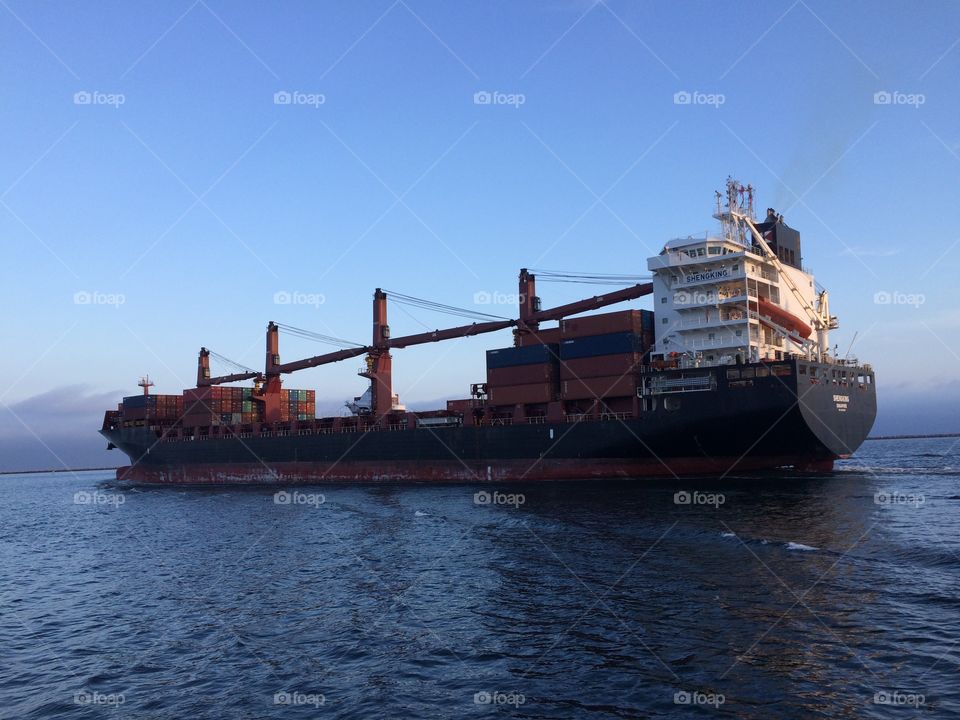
[527,283,653,324]
[274,346,370,375]
[199,371,262,386]
[385,319,517,349]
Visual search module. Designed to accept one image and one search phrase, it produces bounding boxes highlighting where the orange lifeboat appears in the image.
[750,297,813,338]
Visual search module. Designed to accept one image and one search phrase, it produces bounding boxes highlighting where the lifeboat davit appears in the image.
[750,297,813,339]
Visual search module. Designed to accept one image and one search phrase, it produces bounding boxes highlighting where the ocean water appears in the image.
[1,437,958,719]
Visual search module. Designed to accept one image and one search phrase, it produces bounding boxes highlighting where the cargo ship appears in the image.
[101,180,876,484]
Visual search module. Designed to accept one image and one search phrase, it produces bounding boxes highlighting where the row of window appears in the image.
[798,366,873,384]
[726,365,793,380]
[682,245,734,258]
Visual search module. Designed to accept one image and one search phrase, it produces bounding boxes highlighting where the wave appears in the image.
[785,542,817,551]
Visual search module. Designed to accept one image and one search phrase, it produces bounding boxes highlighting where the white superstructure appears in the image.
[646,179,838,367]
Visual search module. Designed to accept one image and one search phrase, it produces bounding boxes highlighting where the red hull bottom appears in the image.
[116,456,835,484]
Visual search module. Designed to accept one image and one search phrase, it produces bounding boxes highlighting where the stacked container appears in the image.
[122,394,183,421]
[180,386,317,427]
[281,388,316,422]
[558,310,653,401]
[183,386,262,426]
[485,343,560,405]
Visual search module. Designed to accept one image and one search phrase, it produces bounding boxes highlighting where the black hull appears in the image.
[102,360,876,484]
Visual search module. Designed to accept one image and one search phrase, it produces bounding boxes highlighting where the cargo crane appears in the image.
[191,269,653,424]
[268,271,652,421]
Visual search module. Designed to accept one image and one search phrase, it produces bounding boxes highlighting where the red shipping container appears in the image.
[446,399,472,412]
[487,363,558,387]
[488,384,557,405]
[559,353,642,380]
[516,327,562,346]
[562,375,637,400]
[561,310,643,339]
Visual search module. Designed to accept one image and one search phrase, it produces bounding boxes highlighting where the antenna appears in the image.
[138,375,154,396]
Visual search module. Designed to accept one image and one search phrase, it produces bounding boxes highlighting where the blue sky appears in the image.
[1,0,959,468]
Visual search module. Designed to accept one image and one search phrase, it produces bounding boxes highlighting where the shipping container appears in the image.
[487,363,558,387]
[562,375,637,400]
[446,399,473,412]
[486,344,560,370]
[559,332,645,360]
[488,384,557,405]
[560,310,644,338]
[559,353,642,380]
[516,327,562,346]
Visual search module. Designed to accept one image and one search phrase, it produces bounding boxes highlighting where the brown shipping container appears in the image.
[488,384,557,405]
[517,327,562,346]
[487,363,558,387]
[559,353,642,380]
[562,375,637,400]
[446,399,473,412]
[561,310,643,339]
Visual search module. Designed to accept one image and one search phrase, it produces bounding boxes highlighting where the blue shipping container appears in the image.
[559,332,644,360]
[486,344,560,370]
[641,309,655,330]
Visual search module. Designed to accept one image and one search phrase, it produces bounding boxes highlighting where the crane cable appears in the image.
[208,350,256,375]
[274,323,366,349]
[527,269,652,285]
[383,290,509,322]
